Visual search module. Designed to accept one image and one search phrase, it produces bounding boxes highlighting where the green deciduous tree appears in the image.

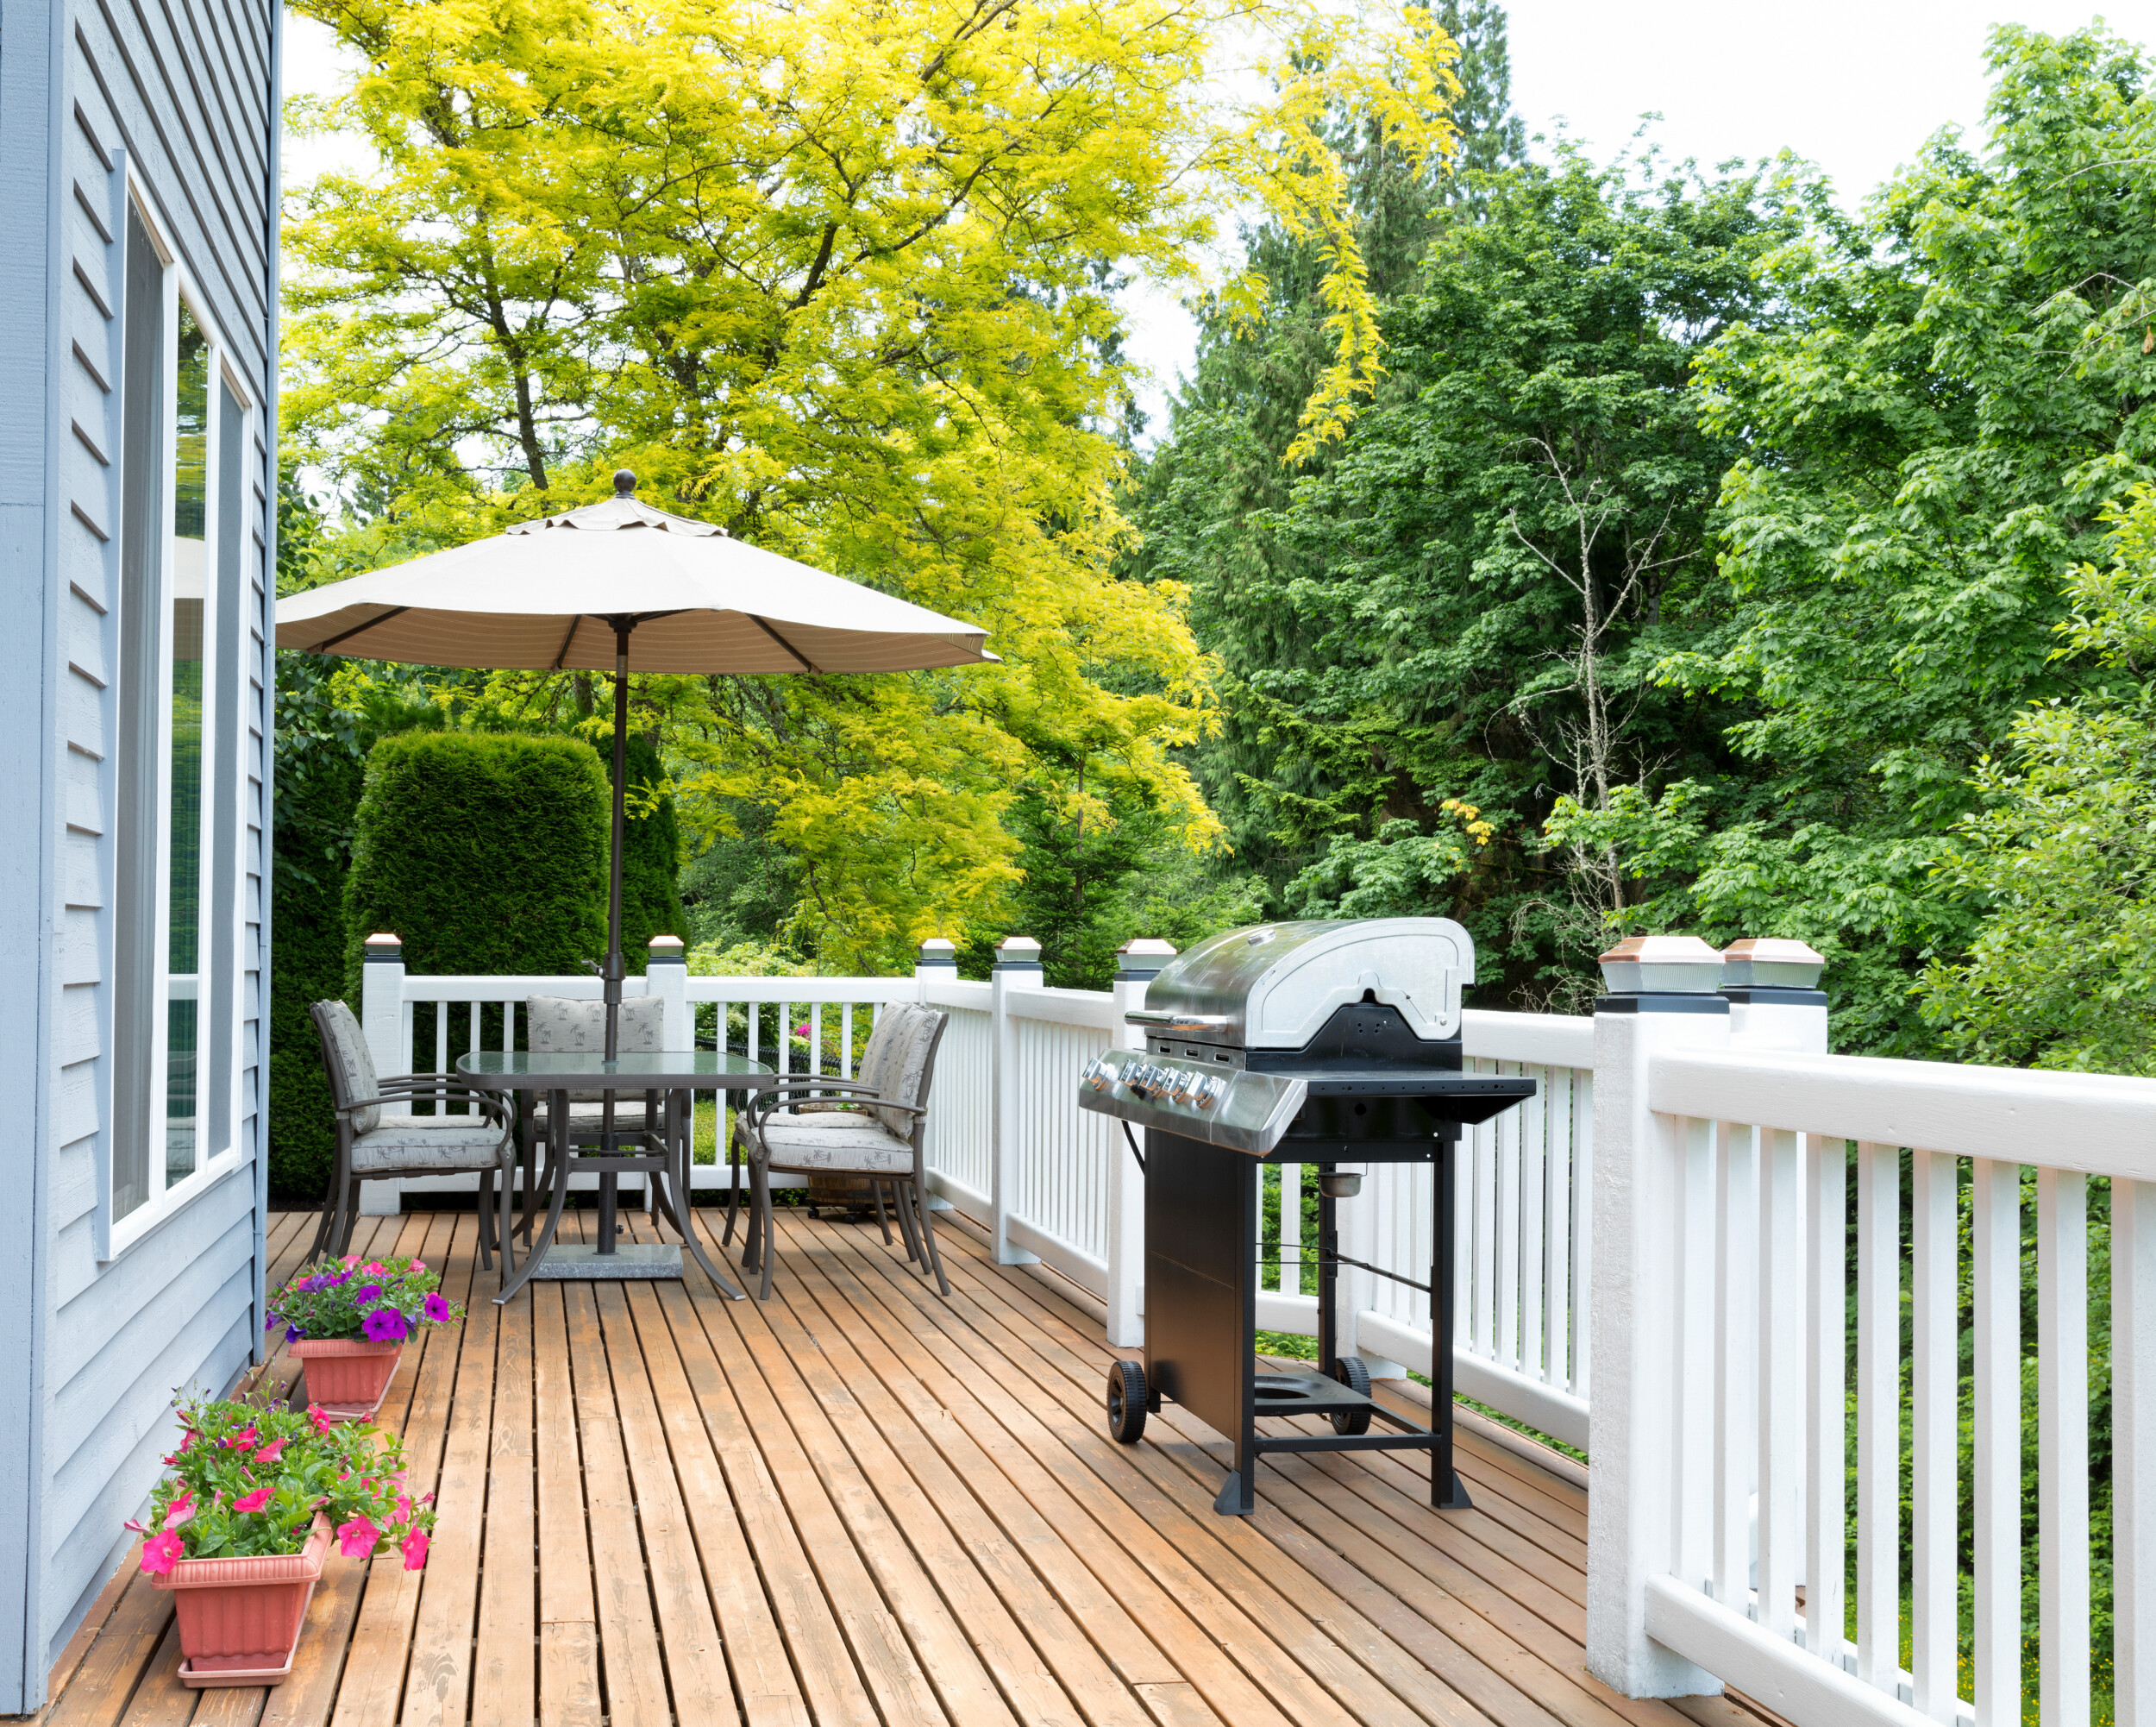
[1563,24,2156,1052]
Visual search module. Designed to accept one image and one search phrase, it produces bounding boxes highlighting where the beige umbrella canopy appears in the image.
[276,472,995,675]
[277,471,996,1052]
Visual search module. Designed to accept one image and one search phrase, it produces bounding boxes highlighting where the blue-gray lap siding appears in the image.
[0,0,279,1705]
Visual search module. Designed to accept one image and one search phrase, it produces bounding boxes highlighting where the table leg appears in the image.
[496,1089,575,1304]
[667,1088,743,1300]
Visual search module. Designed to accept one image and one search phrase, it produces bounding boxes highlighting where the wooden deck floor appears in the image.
[37,1202,1784,1727]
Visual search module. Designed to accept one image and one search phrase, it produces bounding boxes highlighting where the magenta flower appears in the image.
[411,1260,425,1272]
[335,1516,380,1558]
[361,1305,409,1343]
[399,1528,430,1571]
[342,1255,360,1266]
[395,1494,414,1523]
[232,1485,273,1514]
[139,1530,185,1575]
[423,1293,452,1324]
[364,1261,387,1275]
[251,1438,287,1465]
[308,1404,335,1434]
[164,1492,193,1528]
[222,1426,260,1451]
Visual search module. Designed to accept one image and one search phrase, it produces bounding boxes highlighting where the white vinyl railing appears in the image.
[1591,997,2151,1727]
[352,926,2153,1724]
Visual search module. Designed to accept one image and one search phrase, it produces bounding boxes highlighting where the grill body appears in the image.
[1080,919,1534,1515]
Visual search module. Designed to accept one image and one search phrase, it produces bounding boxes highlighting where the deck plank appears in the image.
[41,1207,1792,1727]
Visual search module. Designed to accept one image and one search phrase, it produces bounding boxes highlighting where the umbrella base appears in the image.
[527,1243,682,1281]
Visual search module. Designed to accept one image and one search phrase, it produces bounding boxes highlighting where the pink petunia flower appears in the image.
[164,1493,193,1529]
[364,1261,387,1275]
[222,1425,260,1451]
[400,1528,429,1571]
[308,1404,335,1434]
[251,1437,287,1465]
[335,1516,380,1558]
[140,1530,185,1575]
[232,1486,273,1514]
[342,1255,360,1266]
[410,1260,425,1272]
[395,1495,414,1524]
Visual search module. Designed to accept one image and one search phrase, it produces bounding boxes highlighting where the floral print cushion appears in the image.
[524,994,665,1100]
[315,1000,383,1135]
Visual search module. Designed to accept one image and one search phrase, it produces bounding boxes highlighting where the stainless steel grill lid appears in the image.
[1126,918,1473,1049]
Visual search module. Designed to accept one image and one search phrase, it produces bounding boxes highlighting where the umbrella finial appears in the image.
[613,468,636,496]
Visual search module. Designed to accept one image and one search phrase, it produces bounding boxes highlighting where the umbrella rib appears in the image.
[748,614,822,674]
[308,606,411,654]
[551,615,584,670]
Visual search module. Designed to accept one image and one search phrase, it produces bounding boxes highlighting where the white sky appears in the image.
[278,1,2153,441]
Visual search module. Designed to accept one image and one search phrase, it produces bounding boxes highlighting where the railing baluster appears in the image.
[1572,1071,1594,1401]
[1475,1101,1497,1353]
[1280,1162,1300,1295]
[1545,1066,1573,1389]
[1676,1116,1716,1592]
[2038,1167,2090,1727]
[434,1001,449,1113]
[468,1002,480,1112]
[1713,1120,1758,1610]
[1910,1148,1959,1721]
[2118,1178,2156,1727]
[1971,1156,2023,1723]
[1496,1074,1520,1367]
[1803,1134,1845,1663]
[1855,1141,1897,1690]
[1520,1065,1547,1378]
[842,1002,853,1078]
[811,1002,822,1075]
[1756,1127,1802,1641]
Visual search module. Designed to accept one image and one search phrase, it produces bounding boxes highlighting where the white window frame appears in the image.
[107,188,253,1259]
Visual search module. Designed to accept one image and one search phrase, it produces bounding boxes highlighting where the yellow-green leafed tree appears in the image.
[283,0,1457,970]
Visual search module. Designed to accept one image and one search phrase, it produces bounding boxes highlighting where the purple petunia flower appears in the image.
[353,1283,383,1304]
[423,1293,452,1324]
[264,1312,279,1331]
[285,1324,305,1342]
[360,1305,409,1342]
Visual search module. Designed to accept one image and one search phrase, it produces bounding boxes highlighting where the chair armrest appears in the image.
[744,1082,926,1127]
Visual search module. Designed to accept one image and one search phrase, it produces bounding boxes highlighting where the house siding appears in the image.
[0,0,277,1699]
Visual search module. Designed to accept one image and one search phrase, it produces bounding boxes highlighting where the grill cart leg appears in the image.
[1433,1130,1473,1510]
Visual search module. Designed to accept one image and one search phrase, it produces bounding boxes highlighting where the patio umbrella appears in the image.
[277,470,997,1052]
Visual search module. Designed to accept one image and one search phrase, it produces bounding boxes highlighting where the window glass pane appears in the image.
[166,305,207,1186]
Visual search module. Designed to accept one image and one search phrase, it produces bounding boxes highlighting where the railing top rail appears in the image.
[1463,1008,1593,1069]
[1002,982,1120,1032]
[399,975,655,1000]
[682,977,918,1003]
[1650,1046,2156,1178]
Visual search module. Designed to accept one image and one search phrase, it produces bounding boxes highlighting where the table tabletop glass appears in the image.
[455,1050,776,1090]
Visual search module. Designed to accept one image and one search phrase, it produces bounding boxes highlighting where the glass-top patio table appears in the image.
[456,1050,777,1304]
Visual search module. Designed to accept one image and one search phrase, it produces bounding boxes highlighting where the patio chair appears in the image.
[308,1000,517,1273]
[516,993,667,1244]
[729,1002,950,1300]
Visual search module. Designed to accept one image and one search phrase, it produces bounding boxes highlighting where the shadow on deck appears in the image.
[37,1202,1789,1727]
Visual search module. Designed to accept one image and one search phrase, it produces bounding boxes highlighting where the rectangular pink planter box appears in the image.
[150,1515,331,1684]
[289,1337,402,1418]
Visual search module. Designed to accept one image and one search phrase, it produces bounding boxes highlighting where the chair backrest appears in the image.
[311,1000,382,1135]
[526,994,665,1101]
[853,1003,949,1138]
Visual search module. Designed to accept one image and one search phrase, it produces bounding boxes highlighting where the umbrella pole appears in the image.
[598,619,633,1255]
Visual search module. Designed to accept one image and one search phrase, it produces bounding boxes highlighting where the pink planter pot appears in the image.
[290,1337,402,1418]
[151,1515,330,1683]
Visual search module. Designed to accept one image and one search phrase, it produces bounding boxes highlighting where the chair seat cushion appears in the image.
[753,1118,915,1175]
[352,1117,509,1173]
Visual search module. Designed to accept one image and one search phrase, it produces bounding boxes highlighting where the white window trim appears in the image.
[106,192,254,1260]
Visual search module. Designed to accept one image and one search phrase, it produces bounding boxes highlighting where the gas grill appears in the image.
[1078,918,1534,1516]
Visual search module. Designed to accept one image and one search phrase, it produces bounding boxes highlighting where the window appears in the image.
[110,195,249,1247]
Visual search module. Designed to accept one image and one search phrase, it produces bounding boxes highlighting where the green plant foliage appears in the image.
[341,732,610,1000]
[598,731,686,968]
[1923,486,2156,1073]
[1136,137,1802,1009]
[1566,23,2156,1053]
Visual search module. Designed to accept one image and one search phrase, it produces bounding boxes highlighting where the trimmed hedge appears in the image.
[609,732,686,972]
[342,732,611,999]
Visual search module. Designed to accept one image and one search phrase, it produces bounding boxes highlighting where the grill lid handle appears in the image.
[1125,1009,1232,1029]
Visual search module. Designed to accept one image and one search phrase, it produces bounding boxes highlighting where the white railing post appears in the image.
[648,935,689,1052]
[360,931,405,1076]
[1106,939,1174,1347]
[358,933,406,1216]
[1587,935,1730,1700]
[2117,1178,2156,1727]
[990,935,1041,1265]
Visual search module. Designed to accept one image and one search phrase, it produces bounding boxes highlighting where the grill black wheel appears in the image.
[1330,1355,1373,1435]
[1106,1359,1148,1445]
